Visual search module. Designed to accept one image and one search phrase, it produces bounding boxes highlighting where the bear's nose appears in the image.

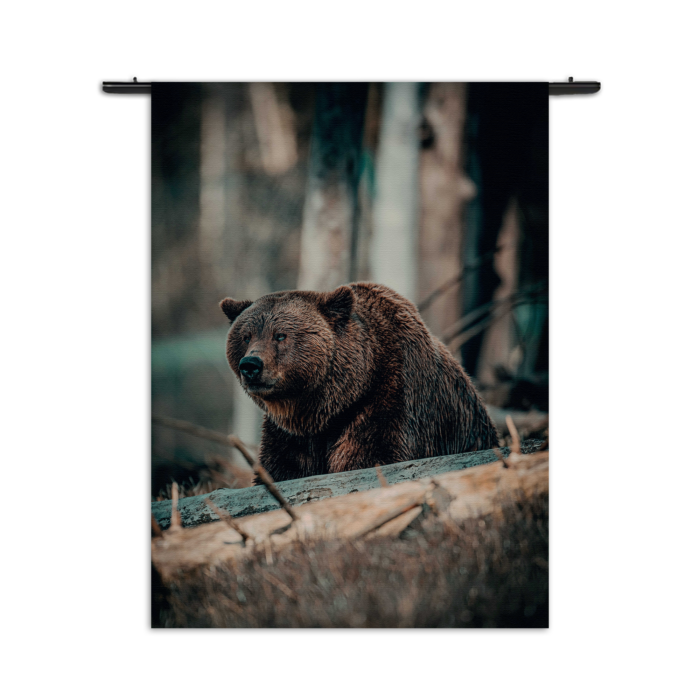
[239,355,263,379]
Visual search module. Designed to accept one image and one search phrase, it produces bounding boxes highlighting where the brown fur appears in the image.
[220,282,498,482]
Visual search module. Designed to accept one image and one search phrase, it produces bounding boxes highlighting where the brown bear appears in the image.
[220,282,499,482]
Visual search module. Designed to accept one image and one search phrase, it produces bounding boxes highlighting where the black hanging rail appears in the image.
[102,77,600,95]
[103,79,152,94]
[549,78,600,95]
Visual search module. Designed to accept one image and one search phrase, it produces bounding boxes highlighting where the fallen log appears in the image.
[152,449,548,581]
[151,440,543,529]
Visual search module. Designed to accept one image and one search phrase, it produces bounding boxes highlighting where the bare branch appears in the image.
[170,482,182,530]
[151,514,163,539]
[445,302,516,351]
[505,415,521,454]
[204,497,249,543]
[253,463,298,522]
[352,493,427,540]
[417,247,503,313]
[153,415,297,522]
[257,566,298,601]
[492,447,508,469]
[441,284,547,346]
[152,415,255,466]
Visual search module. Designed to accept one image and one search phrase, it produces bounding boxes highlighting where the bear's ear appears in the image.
[220,298,253,324]
[319,286,355,326]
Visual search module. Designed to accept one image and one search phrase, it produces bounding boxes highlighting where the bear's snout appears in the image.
[239,355,264,380]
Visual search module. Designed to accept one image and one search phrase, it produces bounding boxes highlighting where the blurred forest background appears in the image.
[151,82,548,498]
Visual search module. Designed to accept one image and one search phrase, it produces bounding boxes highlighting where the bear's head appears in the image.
[220,286,369,435]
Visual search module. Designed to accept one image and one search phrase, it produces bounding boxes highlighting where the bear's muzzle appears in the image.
[239,355,263,380]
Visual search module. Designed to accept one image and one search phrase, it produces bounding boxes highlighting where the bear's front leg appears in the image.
[327,409,408,473]
[258,415,324,482]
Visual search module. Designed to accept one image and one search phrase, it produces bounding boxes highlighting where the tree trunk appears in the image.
[152,440,543,529]
[153,448,549,578]
[418,83,476,337]
[370,82,421,302]
[248,82,297,175]
[297,83,368,291]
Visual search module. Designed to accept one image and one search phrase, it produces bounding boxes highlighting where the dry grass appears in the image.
[152,489,548,628]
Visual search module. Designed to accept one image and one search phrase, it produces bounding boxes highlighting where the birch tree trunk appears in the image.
[370,82,421,302]
[297,83,368,291]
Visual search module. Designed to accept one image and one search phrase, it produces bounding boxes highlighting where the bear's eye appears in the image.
[243,334,251,344]
[274,333,287,342]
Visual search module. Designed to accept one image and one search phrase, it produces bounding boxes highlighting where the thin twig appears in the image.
[416,247,503,313]
[505,415,521,454]
[441,284,547,345]
[204,497,249,543]
[151,514,163,538]
[264,538,273,566]
[352,493,427,540]
[441,295,508,344]
[492,447,509,469]
[375,465,389,488]
[257,567,298,601]
[446,303,516,350]
[153,416,296,521]
[445,295,547,352]
[253,463,298,522]
[170,482,182,529]
[152,415,255,466]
